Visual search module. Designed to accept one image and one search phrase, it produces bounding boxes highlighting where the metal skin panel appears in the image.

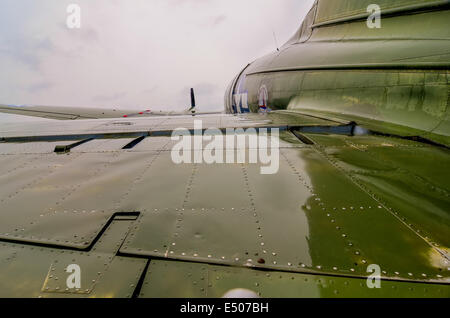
[265,41,449,71]
[306,134,450,250]
[0,114,279,141]
[312,8,450,41]
[239,70,449,146]
[0,220,147,298]
[0,105,217,120]
[0,119,448,295]
[117,139,449,283]
[139,260,449,298]
[0,150,162,249]
[315,0,446,25]
[287,71,449,143]
[226,6,450,147]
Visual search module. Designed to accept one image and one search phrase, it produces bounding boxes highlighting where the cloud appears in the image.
[92,92,127,102]
[0,0,315,111]
[27,81,54,93]
[0,36,54,70]
[58,23,100,44]
[212,15,227,27]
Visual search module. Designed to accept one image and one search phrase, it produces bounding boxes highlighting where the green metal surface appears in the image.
[0,120,449,297]
[306,134,450,249]
[0,150,159,249]
[139,260,449,298]
[116,134,449,282]
[315,0,447,25]
[0,220,147,298]
[0,117,448,297]
[225,2,450,147]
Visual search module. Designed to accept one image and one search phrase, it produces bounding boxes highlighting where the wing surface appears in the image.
[0,112,448,297]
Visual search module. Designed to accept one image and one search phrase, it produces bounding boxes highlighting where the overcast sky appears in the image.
[0,0,314,113]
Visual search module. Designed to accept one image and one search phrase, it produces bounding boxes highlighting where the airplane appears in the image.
[0,0,448,298]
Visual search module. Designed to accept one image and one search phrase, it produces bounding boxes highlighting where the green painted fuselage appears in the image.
[226,0,450,147]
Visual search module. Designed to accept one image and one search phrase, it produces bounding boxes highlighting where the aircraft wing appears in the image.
[0,111,448,298]
[0,104,221,120]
